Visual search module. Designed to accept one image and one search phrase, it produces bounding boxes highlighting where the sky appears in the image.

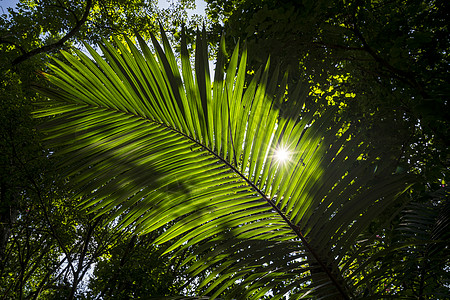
[0,0,207,16]
[0,0,19,14]
[159,0,207,16]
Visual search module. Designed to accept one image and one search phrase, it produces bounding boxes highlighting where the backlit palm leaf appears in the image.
[34,28,409,299]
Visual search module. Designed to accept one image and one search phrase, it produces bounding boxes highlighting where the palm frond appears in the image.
[355,189,450,298]
[34,27,410,299]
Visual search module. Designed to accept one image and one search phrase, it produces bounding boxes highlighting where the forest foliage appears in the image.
[0,0,448,299]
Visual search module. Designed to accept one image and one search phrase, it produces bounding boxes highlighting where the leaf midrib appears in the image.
[86,99,351,299]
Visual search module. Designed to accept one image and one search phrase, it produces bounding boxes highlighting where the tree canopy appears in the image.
[204,0,449,187]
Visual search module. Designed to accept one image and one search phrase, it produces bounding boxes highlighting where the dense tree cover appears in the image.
[204,0,449,186]
[1,0,203,298]
[1,0,204,66]
[0,0,448,299]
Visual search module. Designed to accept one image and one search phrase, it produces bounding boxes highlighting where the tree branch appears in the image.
[51,0,80,23]
[312,41,366,52]
[350,20,429,99]
[8,127,77,279]
[68,217,102,300]
[11,0,92,66]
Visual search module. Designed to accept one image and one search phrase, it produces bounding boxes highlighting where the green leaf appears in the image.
[35,28,410,299]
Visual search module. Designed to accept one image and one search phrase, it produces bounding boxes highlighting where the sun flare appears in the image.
[275,147,290,163]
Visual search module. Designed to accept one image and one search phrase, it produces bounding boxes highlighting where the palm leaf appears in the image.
[354,189,450,298]
[34,27,410,299]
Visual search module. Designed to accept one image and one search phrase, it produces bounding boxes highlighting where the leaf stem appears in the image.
[152,115,351,299]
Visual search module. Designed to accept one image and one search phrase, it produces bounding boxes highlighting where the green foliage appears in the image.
[34,27,411,299]
[204,0,449,188]
[0,55,51,298]
[0,0,202,67]
[2,0,448,298]
[1,2,204,298]
[89,232,191,299]
[379,190,450,298]
[203,3,450,296]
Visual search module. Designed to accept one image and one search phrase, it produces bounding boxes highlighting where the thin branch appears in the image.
[8,129,77,277]
[350,20,428,99]
[312,41,365,51]
[11,0,92,66]
[68,217,102,300]
[50,0,80,23]
[30,255,68,300]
